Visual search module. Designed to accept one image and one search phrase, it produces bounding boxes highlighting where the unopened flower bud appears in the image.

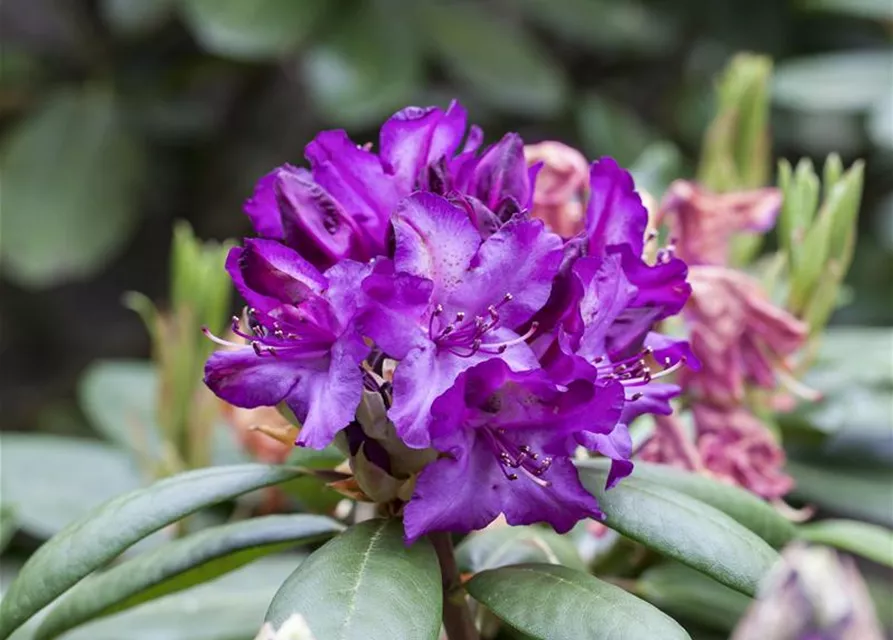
[524,141,590,237]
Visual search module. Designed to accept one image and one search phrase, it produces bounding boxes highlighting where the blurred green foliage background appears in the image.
[1,0,891,435]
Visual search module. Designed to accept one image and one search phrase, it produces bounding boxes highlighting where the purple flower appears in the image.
[402,359,625,543]
[242,101,539,271]
[361,192,564,448]
[203,239,370,449]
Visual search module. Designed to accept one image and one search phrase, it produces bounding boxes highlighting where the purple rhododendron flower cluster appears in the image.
[203,101,696,543]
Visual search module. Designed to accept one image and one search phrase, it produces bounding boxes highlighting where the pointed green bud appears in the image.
[698,53,773,192]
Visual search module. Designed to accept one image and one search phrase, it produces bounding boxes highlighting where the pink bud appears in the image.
[524,141,590,237]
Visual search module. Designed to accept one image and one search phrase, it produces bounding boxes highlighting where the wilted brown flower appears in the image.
[524,141,590,237]
[660,180,782,266]
[683,266,808,406]
[693,404,793,500]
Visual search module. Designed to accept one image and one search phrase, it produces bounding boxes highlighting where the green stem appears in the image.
[430,532,479,640]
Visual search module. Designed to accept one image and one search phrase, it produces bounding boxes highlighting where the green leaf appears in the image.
[34,515,341,639]
[773,52,893,113]
[279,446,344,514]
[578,459,796,548]
[0,434,143,539]
[456,525,585,573]
[797,519,893,567]
[0,464,306,639]
[577,94,656,167]
[265,519,441,640]
[512,0,676,55]
[416,2,567,117]
[303,4,420,128]
[54,556,301,640]
[636,563,750,633]
[0,88,146,288]
[577,465,779,596]
[179,0,327,61]
[786,460,893,527]
[467,564,691,640]
[0,506,16,554]
[100,0,174,36]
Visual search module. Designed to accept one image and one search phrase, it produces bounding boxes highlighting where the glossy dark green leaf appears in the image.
[456,525,585,573]
[578,459,796,548]
[416,2,567,117]
[468,564,691,640]
[180,0,327,60]
[578,466,778,595]
[265,519,441,640]
[786,460,893,527]
[303,4,419,128]
[0,464,306,640]
[34,515,341,639]
[636,563,750,633]
[0,88,146,288]
[0,434,143,539]
[52,557,300,640]
[797,519,893,567]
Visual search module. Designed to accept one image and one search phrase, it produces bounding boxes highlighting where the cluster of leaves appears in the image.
[1,323,891,639]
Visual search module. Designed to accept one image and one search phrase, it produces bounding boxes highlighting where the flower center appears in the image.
[596,346,686,390]
[483,427,552,487]
[202,310,331,359]
[427,293,538,357]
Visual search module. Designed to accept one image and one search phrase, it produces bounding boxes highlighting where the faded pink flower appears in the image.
[660,180,782,266]
[682,266,808,405]
[694,404,793,500]
[524,141,590,237]
[639,414,703,471]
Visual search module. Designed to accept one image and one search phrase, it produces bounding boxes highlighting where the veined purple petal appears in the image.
[391,192,481,302]
[571,254,637,361]
[238,238,327,305]
[244,164,302,239]
[305,130,400,246]
[452,218,563,328]
[204,347,309,410]
[577,423,634,489]
[470,133,530,212]
[275,168,367,269]
[380,101,467,191]
[585,157,648,259]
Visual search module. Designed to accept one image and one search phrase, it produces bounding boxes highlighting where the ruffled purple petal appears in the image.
[238,238,327,305]
[391,192,481,303]
[243,165,302,239]
[451,218,563,328]
[305,130,400,247]
[469,133,530,212]
[359,259,434,359]
[585,157,648,259]
[577,423,634,489]
[204,347,307,409]
[571,254,637,361]
[379,101,467,191]
[275,168,368,269]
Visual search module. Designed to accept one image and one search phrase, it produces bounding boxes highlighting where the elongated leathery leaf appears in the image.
[35,515,342,639]
[0,464,306,639]
[577,459,797,547]
[578,466,778,596]
[266,519,442,640]
[468,564,691,640]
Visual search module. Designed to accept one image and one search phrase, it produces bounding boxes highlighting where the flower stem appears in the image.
[430,532,479,640]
